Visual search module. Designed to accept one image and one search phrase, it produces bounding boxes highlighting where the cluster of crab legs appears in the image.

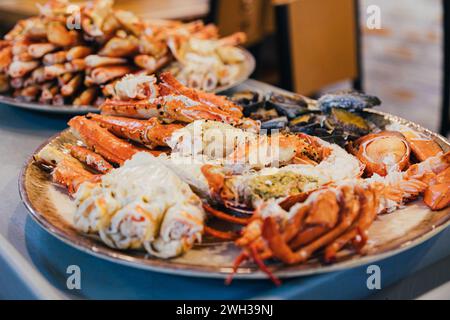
[0,0,247,104]
[35,72,257,186]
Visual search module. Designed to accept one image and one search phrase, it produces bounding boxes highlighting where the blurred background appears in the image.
[0,0,444,133]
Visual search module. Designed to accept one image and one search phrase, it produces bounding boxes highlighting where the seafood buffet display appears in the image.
[27,72,450,285]
[0,0,249,108]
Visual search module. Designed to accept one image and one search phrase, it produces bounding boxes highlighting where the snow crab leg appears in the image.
[68,145,113,174]
[86,113,183,148]
[100,95,244,126]
[159,72,244,119]
[34,145,100,194]
[68,116,156,166]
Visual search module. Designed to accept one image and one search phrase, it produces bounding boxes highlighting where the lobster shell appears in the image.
[350,131,411,177]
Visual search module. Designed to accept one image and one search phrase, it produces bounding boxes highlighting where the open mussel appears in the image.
[261,116,289,131]
[287,113,346,147]
[229,90,265,116]
[266,92,311,119]
[326,107,370,137]
[249,108,279,122]
[317,90,381,113]
[287,107,372,146]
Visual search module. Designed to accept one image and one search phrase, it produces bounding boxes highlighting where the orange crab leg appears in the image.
[289,226,329,249]
[324,188,377,262]
[424,183,450,210]
[292,188,360,263]
[263,187,360,264]
[249,244,281,286]
[52,159,100,194]
[100,96,241,126]
[279,192,311,210]
[203,204,250,225]
[201,164,226,197]
[423,166,450,210]
[68,145,113,174]
[87,113,183,148]
[159,72,243,119]
[68,116,149,166]
[225,251,249,285]
[280,205,309,241]
[401,130,443,162]
[204,226,240,241]
[100,99,160,119]
[89,65,134,84]
[162,97,241,125]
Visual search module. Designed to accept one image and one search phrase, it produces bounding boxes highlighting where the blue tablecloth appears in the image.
[23,218,450,299]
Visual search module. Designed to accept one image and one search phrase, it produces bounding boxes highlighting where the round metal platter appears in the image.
[0,94,99,114]
[1,48,255,115]
[18,109,450,280]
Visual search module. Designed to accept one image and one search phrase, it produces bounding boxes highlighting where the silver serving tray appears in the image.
[1,48,255,115]
[18,110,450,280]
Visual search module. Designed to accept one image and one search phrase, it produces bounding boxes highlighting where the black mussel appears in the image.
[317,90,381,113]
[289,113,316,127]
[292,124,347,147]
[266,92,310,119]
[289,114,323,134]
[229,90,265,116]
[249,108,279,122]
[261,116,288,131]
[327,107,370,137]
[289,121,323,134]
[314,128,348,147]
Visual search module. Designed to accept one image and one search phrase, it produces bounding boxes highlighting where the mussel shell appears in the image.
[327,108,370,137]
[266,92,309,119]
[229,90,265,117]
[289,114,315,126]
[317,90,381,113]
[261,116,289,131]
[249,108,279,122]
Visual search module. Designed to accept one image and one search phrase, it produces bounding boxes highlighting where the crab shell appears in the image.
[350,131,411,177]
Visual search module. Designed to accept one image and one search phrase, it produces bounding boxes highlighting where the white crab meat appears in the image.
[73,152,205,258]
[167,120,255,160]
[99,199,166,250]
[114,74,158,100]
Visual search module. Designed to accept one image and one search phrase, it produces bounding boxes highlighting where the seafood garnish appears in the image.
[73,152,205,258]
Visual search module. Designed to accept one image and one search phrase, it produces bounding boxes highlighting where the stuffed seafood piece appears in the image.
[73,152,205,258]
